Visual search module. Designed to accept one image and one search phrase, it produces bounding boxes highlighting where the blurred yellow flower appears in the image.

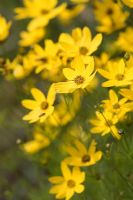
[54,56,96,93]
[0,16,11,42]
[49,162,85,200]
[59,26,102,59]
[58,4,85,24]
[71,0,89,3]
[64,139,102,167]
[19,27,45,47]
[15,0,66,30]
[22,86,56,123]
[122,0,133,7]
[90,111,121,139]
[116,27,133,52]
[120,88,133,100]
[98,59,133,87]
[22,132,50,154]
[94,0,129,34]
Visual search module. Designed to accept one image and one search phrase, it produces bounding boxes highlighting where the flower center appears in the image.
[67,179,76,188]
[106,8,113,15]
[40,101,49,110]
[82,154,90,163]
[41,9,49,15]
[80,47,88,55]
[113,103,120,109]
[74,75,84,85]
[116,74,124,81]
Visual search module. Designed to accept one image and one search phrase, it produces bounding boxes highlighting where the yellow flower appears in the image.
[0,16,11,42]
[116,27,133,52]
[22,132,50,154]
[64,139,102,167]
[90,111,121,139]
[94,0,129,34]
[122,0,133,7]
[59,26,102,60]
[54,56,96,93]
[102,89,130,119]
[19,27,45,47]
[98,59,133,87]
[120,88,133,100]
[49,162,85,200]
[58,4,85,24]
[22,85,56,123]
[15,0,66,30]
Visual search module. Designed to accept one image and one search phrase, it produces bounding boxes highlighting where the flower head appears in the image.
[0,16,11,42]
[54,56,96,93]
[49,162,85,200]
[22,85,56,123]
[64,139,102,167]
[98,59,133,87]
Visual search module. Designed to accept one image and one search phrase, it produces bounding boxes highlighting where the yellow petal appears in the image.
[22,100,38,109]
[31,88,46,102]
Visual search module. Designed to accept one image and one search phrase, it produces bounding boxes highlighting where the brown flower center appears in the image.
[113,103,120,109]
[116,74,124,81]
[106,8,113,15]
[80,47,88,55]
[40,101,49,110]
[74,75,84,85]
[41,9,49,15]
[82,154,91,163]
[67,179,76,188]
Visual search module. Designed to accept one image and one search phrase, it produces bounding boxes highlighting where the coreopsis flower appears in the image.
[90,111,121,139]
[22,86,56,123]
[98,59,133,87]
[0,16,11,42]
[102,89,130,119]
[49,162,85,200]
[58,4,85,24]
[15,0,66,30]
[59,26,102,61]
[19,27,45,47]
[22,132,50,154]
[64,140,102,167]
[116,27,133,52]
[54,56,96,93]
[93,0,129,34]
[122,0,133,7]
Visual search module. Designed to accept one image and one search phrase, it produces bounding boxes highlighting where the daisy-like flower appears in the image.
[0,15,11,42]
[59,26,102,60]
[49,162,85,200]
[93,0,129,34]
[102,89,130,119]
[64,139,102,167]
[54,56,96,93]
[98,59,133,87]
[90,111,121,139]
[22,86,56,123]
[15,0,66,30]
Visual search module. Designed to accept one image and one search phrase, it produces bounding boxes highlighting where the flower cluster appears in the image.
[0,0,133,199]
